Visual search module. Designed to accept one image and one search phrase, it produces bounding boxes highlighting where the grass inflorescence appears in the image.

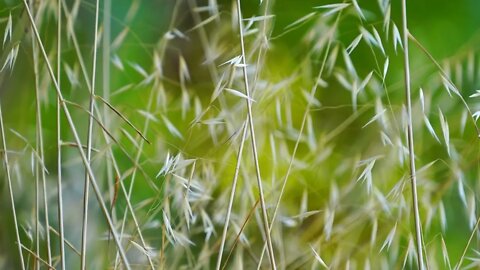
[1,0,480,269]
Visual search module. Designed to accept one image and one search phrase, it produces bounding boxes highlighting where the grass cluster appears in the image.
[1,0,480,269]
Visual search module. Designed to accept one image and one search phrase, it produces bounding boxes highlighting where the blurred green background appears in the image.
[1,0,480,269]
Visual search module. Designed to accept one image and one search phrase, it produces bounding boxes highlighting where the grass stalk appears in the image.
[58,3,151,269]
[80,0,101,267]
[29,3,40,269]
[102,0,111,125]
[235,0,276,268]
[0,99,25,270]
[401,0,424,268]
[51,6,155,267]
[56,0,66,268]
[21,1,131,268]
[31,16,52,268]
[20,244,54,269]
[455,214,480,269]
[3,1,476,268]
[102,0,115,245]
[215,121,248,270]
[216,0,273,268]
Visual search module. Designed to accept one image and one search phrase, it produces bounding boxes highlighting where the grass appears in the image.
[1,0,480,269]
[401,0,424,268]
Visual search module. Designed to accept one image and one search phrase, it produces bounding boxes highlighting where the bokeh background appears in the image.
[1,0,480,268]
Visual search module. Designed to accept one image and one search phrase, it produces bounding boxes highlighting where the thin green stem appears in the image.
[21,1,131,268]
[235,0,276,268]
[32,23,53,270]
[0,101,25,270]
[216,0,272,268]
[215,121,248,270]
[102,0,115,246]
[455,214,480,269]
[62,7,154,265]
[28,2,40,268]
[56,0,65,268]
[20,244,54,269]
[80,0,101,267]
[401,0,424,269]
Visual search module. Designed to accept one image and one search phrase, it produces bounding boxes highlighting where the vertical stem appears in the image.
[103,0,114,232]
[215,121,248,270]
[81,0,101,268]
[29,3,39,268]
[35,112,39,270]
[34,38,52,270]
[0,104,25,270]
[30,2,52,266]
[103,0,111,125]
[56,0,65,268]
[21,1,131,267]
[217,0,273,268]
[401,0,424,269]
[235,0,276,268]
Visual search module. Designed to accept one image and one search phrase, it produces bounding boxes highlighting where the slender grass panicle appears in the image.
[1,0,480,269]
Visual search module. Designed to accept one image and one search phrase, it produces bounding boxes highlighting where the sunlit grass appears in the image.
[1,0,480,269]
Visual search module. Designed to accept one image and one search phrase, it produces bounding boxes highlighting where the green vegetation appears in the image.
[1,0,480,269]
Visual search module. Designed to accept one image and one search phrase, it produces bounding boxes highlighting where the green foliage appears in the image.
[1,0,480,269]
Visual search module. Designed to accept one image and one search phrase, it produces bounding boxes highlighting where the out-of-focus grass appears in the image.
[1,0,480,269]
